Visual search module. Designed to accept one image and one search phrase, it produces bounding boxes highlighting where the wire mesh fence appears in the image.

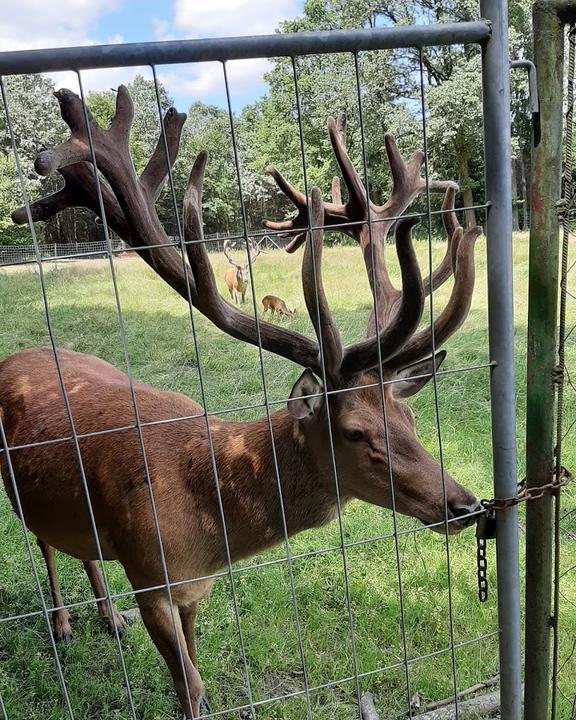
[0,11,523,720]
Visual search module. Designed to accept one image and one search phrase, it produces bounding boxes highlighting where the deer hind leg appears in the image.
[180,601,212,714]
[179,601,198,665]
[83,560,126,636]
[139,597,203,719]
[36,538,72,643]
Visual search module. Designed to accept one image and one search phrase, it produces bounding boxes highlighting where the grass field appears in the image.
[0,234,575,719]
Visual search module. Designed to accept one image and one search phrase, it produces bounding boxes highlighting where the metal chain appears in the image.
[480,466,573,513]
[475,467,573,603]
[476,537,489,602]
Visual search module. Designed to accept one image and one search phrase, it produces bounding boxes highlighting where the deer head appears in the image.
[13,86,481,532]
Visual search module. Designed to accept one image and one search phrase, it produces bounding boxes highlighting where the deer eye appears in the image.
[344,429,364,442]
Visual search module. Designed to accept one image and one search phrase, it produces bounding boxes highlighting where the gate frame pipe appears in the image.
[0,22,491,75]
[480,2,523,719]
[525,2,576,719]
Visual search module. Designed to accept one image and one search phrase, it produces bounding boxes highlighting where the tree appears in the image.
[173,102,240,235]
[0,74,66,244]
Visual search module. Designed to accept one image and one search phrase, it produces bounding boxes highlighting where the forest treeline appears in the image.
[0,0,533,247]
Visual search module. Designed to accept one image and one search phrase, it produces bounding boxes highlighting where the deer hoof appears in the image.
[200,693,212,714]
[53,610,73,643]
[102,607,127,637]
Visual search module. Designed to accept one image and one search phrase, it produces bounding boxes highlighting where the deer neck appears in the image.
[201,409,345,565]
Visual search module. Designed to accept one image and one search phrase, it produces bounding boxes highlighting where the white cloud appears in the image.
[0,0,305,107]
[49,66,148,96]
[152,17,175,42]
[159,58,270,103]
[173,0,302,38]
[0,0,118,52]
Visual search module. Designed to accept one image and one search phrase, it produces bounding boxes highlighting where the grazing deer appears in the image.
[222,238,260,304]
[5,87,482,719]
[262,294,295,317]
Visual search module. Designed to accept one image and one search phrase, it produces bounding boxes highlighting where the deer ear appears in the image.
[288,368,324,419]
[391,350,447,399]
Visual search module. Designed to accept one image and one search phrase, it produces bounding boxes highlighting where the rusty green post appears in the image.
[525,3,565,718]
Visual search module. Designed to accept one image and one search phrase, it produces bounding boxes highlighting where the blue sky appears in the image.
[0,0,306,109]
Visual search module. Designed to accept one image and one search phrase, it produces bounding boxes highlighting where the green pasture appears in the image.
[0,234,575,719]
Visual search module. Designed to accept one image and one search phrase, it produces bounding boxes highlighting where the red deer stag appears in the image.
[222,238,260,304]
[5,86,481,719]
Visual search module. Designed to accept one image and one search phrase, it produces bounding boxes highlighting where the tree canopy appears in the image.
[0,1,534,245]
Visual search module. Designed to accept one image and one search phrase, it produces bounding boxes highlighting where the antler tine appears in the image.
[384,225,482,372]
[140,107,187,201]
[341,216,424,376]
[379,134,421,215]
[303,188,343,385]
[34,90,93,175]
[247,238,262,264]
[222,239,239,266]
[34,85,136,183]
[12,163,128,234]
[181,153,322,372]
[107,85,134,146]
[330,112,347,205]
[327,115,366,212]
[421,185,464,296]
[263,166,312,253]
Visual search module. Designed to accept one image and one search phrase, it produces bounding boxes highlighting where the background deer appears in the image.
[262,294,295,317]
[5,86,482,719]
[222,238,260,304]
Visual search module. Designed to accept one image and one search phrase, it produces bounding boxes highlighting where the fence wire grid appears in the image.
[0,15,523,720]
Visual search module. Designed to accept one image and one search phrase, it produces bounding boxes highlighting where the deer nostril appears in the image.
[451,500,483,526]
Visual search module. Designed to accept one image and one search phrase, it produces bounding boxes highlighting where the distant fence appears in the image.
[0,233,291,267]
[0,239,128,266]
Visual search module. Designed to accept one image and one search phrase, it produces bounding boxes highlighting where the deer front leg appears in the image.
[139,597,204,719]
[36,538,73,642]
[83,560,126,636]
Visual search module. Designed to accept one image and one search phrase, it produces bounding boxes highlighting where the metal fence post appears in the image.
[479,2,522,719]
[524,3,567,719]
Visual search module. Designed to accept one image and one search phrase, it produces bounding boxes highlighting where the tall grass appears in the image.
[0,234,574,719]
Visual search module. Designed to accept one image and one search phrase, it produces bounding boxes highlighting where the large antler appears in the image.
[13,87,428,385]
[13,87,321,371]
[265,117,480,371]
[247,238,261,265]
[223,238,260,268]
[222,239,239,266]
